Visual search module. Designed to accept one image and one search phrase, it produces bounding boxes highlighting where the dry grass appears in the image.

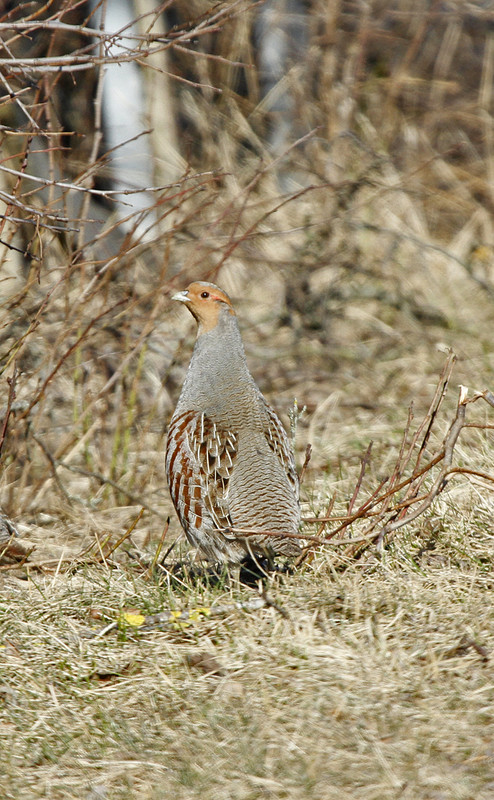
[1,1,494,797]
[1,509,494,800]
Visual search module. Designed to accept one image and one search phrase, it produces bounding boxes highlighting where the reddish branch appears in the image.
[235,353,494,566]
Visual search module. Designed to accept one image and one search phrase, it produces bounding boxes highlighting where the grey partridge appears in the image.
[165,281,301,563]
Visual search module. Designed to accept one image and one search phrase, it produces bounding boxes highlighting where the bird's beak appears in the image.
[172,290,189,303]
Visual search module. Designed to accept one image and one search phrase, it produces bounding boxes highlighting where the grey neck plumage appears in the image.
[175,305,260,424]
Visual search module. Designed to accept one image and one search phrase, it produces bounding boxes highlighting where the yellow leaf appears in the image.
[120,612,146,627]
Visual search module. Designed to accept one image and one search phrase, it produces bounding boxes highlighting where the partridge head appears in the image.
[165,281,301,563]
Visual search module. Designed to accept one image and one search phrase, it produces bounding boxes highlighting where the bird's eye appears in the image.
[200,291,210,298]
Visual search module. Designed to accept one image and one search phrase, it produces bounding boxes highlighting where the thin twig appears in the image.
[0,366,17,460]
[298,444,312,485]
[347,441,372,515]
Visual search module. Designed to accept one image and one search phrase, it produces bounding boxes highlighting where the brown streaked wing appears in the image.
[261,400,299,498]
[166,410,238,533]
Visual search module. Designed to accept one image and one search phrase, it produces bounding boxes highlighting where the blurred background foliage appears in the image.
[0,0,493,555]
